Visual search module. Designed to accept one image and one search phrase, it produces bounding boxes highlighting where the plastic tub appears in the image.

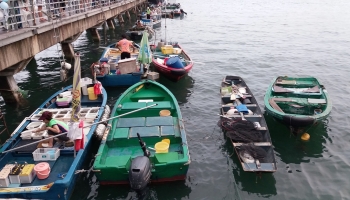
[166,57,184,69]
[159,110,171,116]
[155,142,169,153]
[34,162,50,180]
[87,87,97,100]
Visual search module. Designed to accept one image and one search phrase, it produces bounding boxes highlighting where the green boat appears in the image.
[264,76,332,132]
[93,80,190,191]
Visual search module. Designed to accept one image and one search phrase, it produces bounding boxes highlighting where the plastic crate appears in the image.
[33,148,60,161]
[161,46,173,54]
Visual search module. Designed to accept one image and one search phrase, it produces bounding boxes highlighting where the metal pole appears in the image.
[1,103,158,154]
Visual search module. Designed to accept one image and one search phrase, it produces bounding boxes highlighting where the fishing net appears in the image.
[237,143,268,162]
[220,118,264,143]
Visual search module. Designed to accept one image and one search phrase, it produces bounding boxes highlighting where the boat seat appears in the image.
[121,102,147,110]
[161,126,176,136]
[308,98,326,104]
[146,116,173,126]
[146,101,173,110]
[117,117,145,127]
[106,127,129,147]
[105,155,131,167]
[155,152,179,163]
[129,126,160,138]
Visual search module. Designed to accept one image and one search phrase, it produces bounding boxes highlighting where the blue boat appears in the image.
[92,43,146,87]
[0,82,108,199]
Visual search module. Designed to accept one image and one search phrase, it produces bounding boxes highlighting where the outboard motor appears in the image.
[129,133,151,192]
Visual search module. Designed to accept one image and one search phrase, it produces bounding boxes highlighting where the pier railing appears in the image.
[0,0,138,31]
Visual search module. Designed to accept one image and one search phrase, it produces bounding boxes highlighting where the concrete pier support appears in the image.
[125,11,131,21]
[88,28,100,41]
[106,19,115,29]
[117,14,124,25]
[0,57,33,104]
[60,43,75,59]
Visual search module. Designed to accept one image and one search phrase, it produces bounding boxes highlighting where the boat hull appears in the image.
[264,76,332,129]
[220,76,277,173]
[0,84,107,199]
[151,44,193,81]
[93,80,190,186]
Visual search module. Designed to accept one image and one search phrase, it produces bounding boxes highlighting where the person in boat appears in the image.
[146,7,151,19]
[34,111,73,148]
[136,20,143,28]
[116,34,137,59]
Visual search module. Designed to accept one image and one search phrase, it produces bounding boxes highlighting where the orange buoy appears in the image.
[301,133,310,141]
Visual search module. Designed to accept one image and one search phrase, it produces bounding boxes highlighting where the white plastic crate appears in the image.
[33,148,60,161]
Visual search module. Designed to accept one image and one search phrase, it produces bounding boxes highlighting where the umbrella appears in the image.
[138,31,152,64]
[67,53,83,155]
[70,53,81,122]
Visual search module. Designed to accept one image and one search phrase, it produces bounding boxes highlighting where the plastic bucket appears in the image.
[165,57,184,69]
[34,162,50,179]
[162,139,170,145]
[87,87,97,100]
[155,142,169,153]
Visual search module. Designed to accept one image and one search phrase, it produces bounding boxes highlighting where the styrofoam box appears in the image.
[118,58,138,74]
[33,148,60,161]
[9,174,20,184]
[0,168,11,187]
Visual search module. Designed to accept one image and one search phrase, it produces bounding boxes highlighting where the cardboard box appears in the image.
[118,58,138,74]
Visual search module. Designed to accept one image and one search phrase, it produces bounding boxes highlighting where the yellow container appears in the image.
[19,164,36,184]
[161,46,173,55]
[162,139,170,145]
[87,87,97,100]
[155,142,169,153]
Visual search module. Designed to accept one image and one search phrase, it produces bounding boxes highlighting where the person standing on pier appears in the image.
[146,7,151,19]
[116,34,137,59]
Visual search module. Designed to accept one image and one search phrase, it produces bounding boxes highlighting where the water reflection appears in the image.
[221,139,277,198]
[264,113,328,164]
[157,75,194,105]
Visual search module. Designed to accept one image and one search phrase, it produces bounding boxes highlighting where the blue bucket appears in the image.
[166,57,184,69]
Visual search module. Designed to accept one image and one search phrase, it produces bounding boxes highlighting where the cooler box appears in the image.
[19,164,36,184]
[166,56,184,69]
[161,45,173,54]
[0,168,11,187]
[172,48,182,54]
[56,96,72,107]
[118,58,138,74]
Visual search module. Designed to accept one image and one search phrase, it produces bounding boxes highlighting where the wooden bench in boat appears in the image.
[107,116,181,147]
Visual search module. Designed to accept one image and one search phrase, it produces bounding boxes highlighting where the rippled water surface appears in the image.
[1,0,350,199]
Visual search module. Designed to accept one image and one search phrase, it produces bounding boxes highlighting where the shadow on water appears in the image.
[157,75,195,105]
[264,112,329,164]
[220,137,277,199]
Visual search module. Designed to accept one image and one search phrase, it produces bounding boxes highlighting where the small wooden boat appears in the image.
[264,76,332,131]
[151,43,193,81]
[0,81,108,199]
[219,76,277,173]
[141,17,161,29]
[92,43,146,87]
[93,80,190,191]
[125,26,154,41]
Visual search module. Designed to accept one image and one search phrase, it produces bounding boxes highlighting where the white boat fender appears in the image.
[95,124,106,139]
[60,69,67,81]
[61,62,72,70]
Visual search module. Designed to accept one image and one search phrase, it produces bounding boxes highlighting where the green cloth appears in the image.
[48,119,69,130]
[147,8,151,14]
